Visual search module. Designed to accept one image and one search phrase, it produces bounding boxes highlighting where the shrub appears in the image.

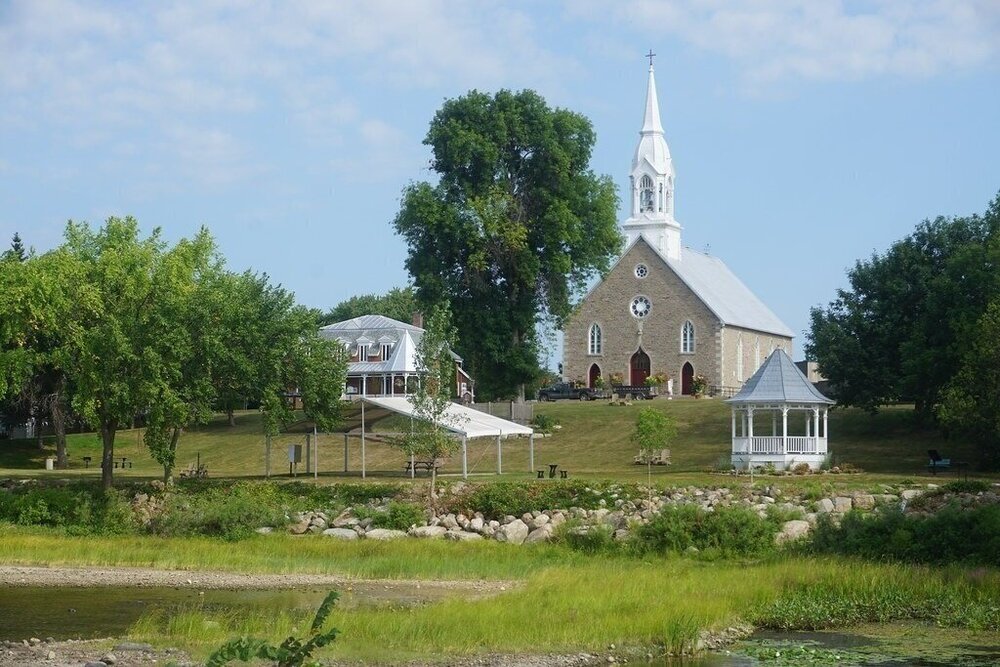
[451,481,639,520]
[154,482,289,541]
[0,483,134,534]
[530,414,559,433]
[941,480,992,494]
[556,521,617,554]
[629,505,777,559]
[355,501,424,531]
[810,504,1000,566]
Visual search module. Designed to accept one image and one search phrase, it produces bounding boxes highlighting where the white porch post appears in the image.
[813,408,820,443]
[781,406,788,454]
[730,409,736,441]
[823,408,829,440]
[362,375,367,396]
[496,435,502,475]
[462,436,468,479]
[360,399,366,479]
[747,407,754,440]
[771,412,777,436]
[529,433,535,472]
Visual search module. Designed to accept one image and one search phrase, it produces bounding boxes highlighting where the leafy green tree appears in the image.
[394,89,621,401]
[807,194,1000,417]
[319,287,417,326]
[937,299,1000,466]
[390,303,461,499]
[142,230,222,481]
[0,249,86,465]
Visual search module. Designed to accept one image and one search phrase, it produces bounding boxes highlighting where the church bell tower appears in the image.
[622,55,681,261]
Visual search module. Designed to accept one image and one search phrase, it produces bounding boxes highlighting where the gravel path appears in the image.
[0,564,511,593]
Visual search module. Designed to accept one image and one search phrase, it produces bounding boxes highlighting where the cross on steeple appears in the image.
[646,49,656,67]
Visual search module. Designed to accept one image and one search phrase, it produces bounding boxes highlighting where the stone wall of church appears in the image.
[564,239,723,391]
[720,326,794,391]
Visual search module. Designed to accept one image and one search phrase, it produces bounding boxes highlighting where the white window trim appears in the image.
[630,295,651,319]
[588,323,603,355]
[681,320,695,354]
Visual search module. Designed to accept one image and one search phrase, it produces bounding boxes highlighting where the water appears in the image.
[0,583,452,642]
[3,588,998,666]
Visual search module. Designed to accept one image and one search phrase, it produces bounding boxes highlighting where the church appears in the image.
[563,61,794,396]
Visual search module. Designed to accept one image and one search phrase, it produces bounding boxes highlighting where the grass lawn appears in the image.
[0,399,991,488]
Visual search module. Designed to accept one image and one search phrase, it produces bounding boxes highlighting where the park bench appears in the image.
[113,457,132,469]
[927,450,950,475]
[633,448,671,465]
[611,385,654,400]
[180,463,208,478]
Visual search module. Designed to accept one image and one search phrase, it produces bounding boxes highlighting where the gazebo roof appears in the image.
[726,349,834,406]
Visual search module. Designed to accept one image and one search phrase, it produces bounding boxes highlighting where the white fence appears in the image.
[732,436,826,455]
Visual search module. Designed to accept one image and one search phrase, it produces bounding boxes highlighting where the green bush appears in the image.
[529,414,559,433]
[556,521,617,554]
[451,481,638,520]
[629,505,777,559]
[154,482,290,541]
[0,484,134,534]
[355,501,424,531]
[941,480,992,494]
[810,504,1000,566]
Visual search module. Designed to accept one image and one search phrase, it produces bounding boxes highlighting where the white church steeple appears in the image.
[623,54,681,261]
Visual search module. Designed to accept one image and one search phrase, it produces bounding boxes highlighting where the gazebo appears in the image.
[726,349,835,471]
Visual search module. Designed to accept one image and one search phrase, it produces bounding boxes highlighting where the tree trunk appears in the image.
[163,426,181,484]
[100,420,117,490]
[227,408,235,427]
[50,390,68,469]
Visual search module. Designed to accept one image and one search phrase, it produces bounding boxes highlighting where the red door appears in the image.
[681,362,694,395]
[630,349,650,385]
[588,363,601,388]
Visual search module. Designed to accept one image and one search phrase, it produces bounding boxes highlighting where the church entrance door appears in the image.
[630,349,650,386]
[681,362,694,395]
[588,363,601,388]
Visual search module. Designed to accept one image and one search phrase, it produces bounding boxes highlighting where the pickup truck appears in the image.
[537,382,598,401]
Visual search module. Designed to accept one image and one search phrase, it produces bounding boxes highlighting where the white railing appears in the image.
[732,437,827,455]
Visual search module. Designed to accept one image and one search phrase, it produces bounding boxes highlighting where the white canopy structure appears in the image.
[726,349,835,471]
[357,396,534,479]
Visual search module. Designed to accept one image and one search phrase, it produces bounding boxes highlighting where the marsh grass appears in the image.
[65,545,988,661]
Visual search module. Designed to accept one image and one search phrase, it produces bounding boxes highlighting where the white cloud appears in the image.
[570,0,999,85]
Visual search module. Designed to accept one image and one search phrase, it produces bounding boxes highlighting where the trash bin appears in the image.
[45,457,55,470]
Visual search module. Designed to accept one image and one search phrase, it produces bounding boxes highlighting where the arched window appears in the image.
[640,175,655,212]
[681,321,695,353]
[588,323,602,355]
[736,336,744,381]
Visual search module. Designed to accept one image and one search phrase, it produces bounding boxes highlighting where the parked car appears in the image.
[537,382,598,401]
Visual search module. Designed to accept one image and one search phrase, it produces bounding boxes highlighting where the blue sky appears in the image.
[2,1,998,361]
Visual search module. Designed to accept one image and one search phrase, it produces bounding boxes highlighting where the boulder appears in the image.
[411,525,448,539]
[496,519,530,545]
[775,520,812,544]
[365,528,407,541]
[815,498,835,513]
[529,514,550,530]
[469,516,485,532]
[445,531,483,542]
[901,489,924,501]
[288,520,310,535]
[853,494,876,510]
[524,525,554,544]
[833,497,853,513]
[322,528,359,540]
[254,527,273,535]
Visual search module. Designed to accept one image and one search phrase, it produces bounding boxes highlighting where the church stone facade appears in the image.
[563,62,793,395]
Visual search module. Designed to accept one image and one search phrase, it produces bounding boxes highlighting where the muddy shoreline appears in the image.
[0,564,510,593]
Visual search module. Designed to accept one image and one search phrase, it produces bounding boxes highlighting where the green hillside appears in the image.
[0,398,987,484]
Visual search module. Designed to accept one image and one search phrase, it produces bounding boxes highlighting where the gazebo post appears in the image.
[781,406,788,455]
[529,434,535,472]
[462,436,468,479]
[730,409,736,441]
[813,408,820,447]
[823,408,828,441]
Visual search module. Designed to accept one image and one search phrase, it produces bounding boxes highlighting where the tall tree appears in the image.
[394,89,621,401]
[807,194,1000,416]
[319,287,417,326]
[937,299,1000,466]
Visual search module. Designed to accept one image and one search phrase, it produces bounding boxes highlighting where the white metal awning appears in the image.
[361,396,533,438]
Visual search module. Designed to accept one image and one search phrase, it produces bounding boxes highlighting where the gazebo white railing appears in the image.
[726,350,835,471]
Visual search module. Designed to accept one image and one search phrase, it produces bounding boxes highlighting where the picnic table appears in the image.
[113,456,132,469]
[404,460,441,474]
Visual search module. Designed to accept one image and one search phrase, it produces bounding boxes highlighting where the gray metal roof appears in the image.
[726,349,834,405]
[319,314,423,334]
[665,245,795,338]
